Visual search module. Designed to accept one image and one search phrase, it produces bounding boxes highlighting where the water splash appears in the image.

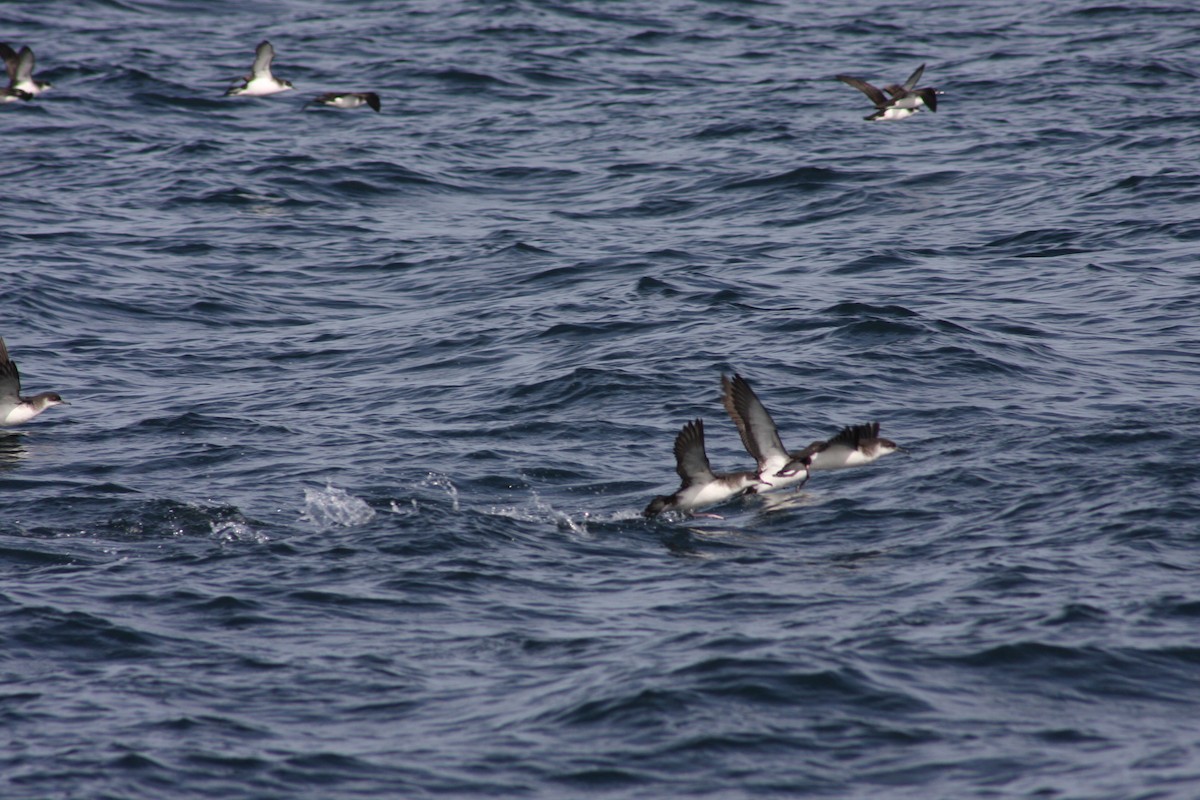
[211,520,268,543]
[416,472,460,512]
[489,490,592,537]
[300,484,376,529]
[388,499,419,516]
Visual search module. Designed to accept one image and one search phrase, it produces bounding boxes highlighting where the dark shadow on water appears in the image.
[0,433,28,470]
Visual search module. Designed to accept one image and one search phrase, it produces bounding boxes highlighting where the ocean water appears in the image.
[3,0,1200,797]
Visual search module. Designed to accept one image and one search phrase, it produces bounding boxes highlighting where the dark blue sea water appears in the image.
[3,1,1200,797]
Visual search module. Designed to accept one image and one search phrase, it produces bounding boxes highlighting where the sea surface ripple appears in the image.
[3,1,1200,798]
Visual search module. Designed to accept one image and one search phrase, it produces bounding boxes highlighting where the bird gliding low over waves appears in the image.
[721,374,900,491]
[836,63,937,121]
[0,338,68,426]
[643,418,763,518]
[225,41,293,97]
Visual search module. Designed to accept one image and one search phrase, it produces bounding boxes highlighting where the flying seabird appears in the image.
[0,337,68,426]
[721,374,900,490]
[0,43,41,101]
[836,63,937,121]
[721,373,821,492]
[0,44,51,97]
[306,92,381,112]
[225,41,294,97]
[643,418,762,518]
[778,421,902,478]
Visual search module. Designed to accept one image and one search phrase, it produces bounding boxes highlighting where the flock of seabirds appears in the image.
[0,337,902,520]
[3,41,931,518]
[0,40,381,110]
[1,39,938,119]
